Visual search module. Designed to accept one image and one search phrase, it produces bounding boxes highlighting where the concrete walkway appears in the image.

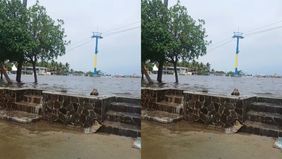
[142,120,281,159]
[0,120,140,159]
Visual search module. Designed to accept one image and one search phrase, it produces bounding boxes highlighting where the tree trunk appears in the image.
[142,63,153,84]
[173,61,179,83]
[32,62,37,83]
[0,64,12,84]
[16,60,23,83]
[141,65,144,81]
[157,60,164,83]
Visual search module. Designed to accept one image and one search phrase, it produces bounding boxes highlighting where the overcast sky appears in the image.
[25,0,282,75]
[28,0,140,75]
[169,0,282,75]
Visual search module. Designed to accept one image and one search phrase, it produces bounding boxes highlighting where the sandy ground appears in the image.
[142,120,281,159]
[0,120,140,159]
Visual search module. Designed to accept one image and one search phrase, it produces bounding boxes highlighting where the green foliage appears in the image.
[167,2,210,63]
[178,61,211,75]
[226,71,233,76]
[0,0,68,82]
[85,71,93,77]
[22,60,69,75]
[26,2,68,62]
[0,0,31,62]
[226,70,244,76]
[141,0,171,63]
[141,0,210,82]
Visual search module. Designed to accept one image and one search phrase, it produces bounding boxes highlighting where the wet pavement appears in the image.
[0,120,140,159]
[142,120,281,159]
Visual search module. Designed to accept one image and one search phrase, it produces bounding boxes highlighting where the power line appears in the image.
[208,39,233,52]
[207,25,282,53]
[67,40,92,52]
[68,37,91,48]
[103,21,140,34]
[65,26,139,53]
[208,37,232,48]
[245,19,282,34]
[209,19,282,49]
[245,25,282,36]
[67,21,140,48]
[103,26,140,37]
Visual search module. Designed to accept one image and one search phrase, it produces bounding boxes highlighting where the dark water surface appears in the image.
[0,75,141,98]
[146,75,282,98]
[2,74,282,98]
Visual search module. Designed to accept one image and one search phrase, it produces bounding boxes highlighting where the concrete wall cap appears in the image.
[42,91,111,100]
[183,91,252,100]
[141,87,183,91]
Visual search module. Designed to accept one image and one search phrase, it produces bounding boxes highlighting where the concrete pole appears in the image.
[92,33,102,76]
[232,32,244,76]
[164,0,168,7]
[23,0,27,7]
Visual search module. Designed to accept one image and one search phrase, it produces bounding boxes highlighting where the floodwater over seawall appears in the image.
[0,75,140,98]
[144,75,282,98]
[0,75,141,159]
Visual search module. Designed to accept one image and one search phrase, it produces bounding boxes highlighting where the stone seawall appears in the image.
[142,88,255,128]
[0,88,42,110]
[183,91,254,128]
[0,88,137,128]
[42,92,114,128]
[141,88,183,110]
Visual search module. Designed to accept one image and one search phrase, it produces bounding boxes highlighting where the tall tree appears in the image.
[0,0,31,83]
[142,0,171,83]
[26,2,68,83]
[166,2,209,83]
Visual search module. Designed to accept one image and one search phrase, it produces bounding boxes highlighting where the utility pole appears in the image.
[91,32,103,76]
[164,0,168,7]
[23,0,27,7]
[232,32,244,76]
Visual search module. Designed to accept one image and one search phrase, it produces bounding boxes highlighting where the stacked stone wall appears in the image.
[183,92,252,127]
[42,92,114,128]
[0,89,16,110]
[141,88,184,110]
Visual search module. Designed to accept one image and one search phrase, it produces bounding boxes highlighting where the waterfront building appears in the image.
[152,65,193,75]
[22,66,50,75]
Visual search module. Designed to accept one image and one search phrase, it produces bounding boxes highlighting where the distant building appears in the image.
[11,64,17,74]
[22,66,50,75]
[152,65,194,75]
[210,71,226,76]
[152,64,158,74]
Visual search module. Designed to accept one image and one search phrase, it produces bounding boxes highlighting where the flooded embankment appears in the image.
[0,120,140,159]
[146,75,282,98]
[142,120,281,159]
[0,75,141,98]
